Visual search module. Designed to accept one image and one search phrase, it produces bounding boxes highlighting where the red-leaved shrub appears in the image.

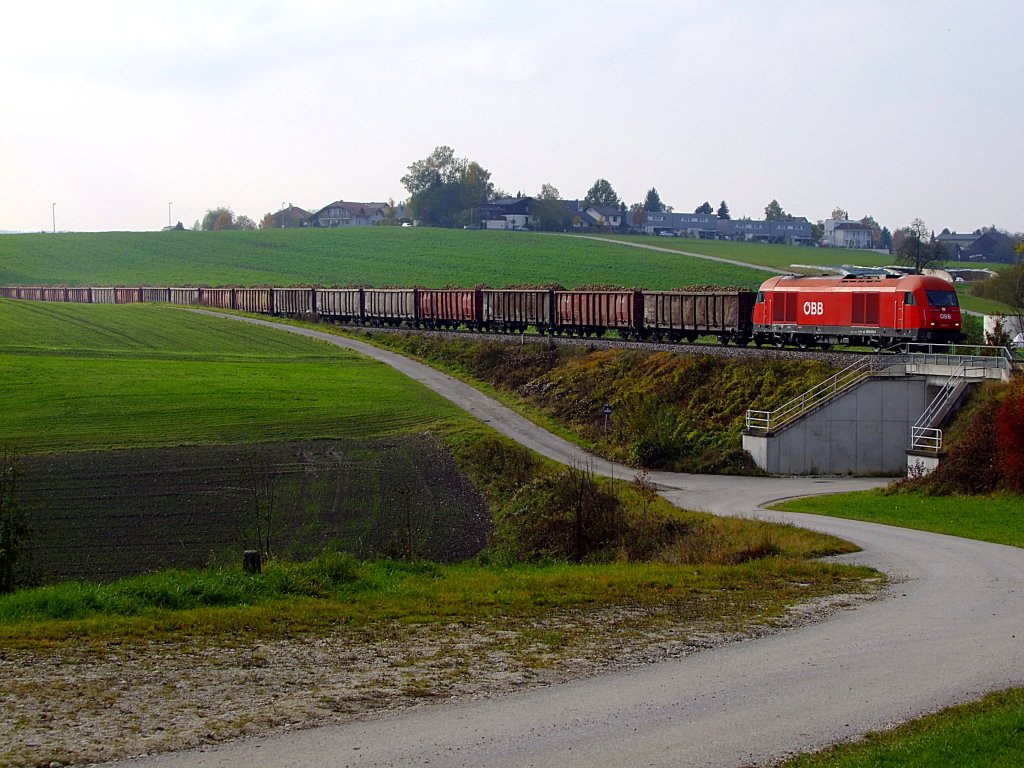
[996,379,1024,493]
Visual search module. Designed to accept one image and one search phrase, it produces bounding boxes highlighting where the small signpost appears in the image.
[603,404,612,433]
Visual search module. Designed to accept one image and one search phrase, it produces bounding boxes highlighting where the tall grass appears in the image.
[0,554,362,622]
[0,551,876,642]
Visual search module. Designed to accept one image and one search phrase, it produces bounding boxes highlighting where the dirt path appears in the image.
[574,234,790,275]
[92,314,1022,767]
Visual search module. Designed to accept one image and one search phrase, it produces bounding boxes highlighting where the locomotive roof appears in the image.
[758,273,956,291]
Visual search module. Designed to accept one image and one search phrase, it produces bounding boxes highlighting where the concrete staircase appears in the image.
[743,344,1012,476]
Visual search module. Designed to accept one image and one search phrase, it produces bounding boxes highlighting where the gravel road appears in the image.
[104,313,1023,768]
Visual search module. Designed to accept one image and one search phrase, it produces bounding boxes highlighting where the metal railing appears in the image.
[908,362,986,452]
[910,427,943,453]
[745,354,905,433]
[899,342,1013,375]
[745,343,1010,439]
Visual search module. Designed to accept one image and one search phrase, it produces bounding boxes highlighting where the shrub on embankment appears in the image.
[899,377,1024,496]
[366,334,835,473]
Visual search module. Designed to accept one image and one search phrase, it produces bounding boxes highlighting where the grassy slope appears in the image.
[0,229,769,290]
[0,299,871,609]
[0,300,470,452]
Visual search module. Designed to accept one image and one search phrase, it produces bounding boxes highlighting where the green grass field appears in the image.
[602,235,892,270]
[0,228,769,290]
[780,687,1024,768]
[0,300,469,452]
[772,490,1024,549]
[2,228,1011,315]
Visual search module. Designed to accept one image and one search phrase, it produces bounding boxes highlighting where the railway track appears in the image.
[354,324,875,368]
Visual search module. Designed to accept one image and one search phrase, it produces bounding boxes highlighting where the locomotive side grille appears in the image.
[772,293,798,323]
[853,293,880,325]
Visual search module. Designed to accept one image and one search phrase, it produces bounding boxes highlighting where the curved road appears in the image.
[114,312,1023,768]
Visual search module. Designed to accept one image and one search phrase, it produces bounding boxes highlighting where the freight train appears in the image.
[0,273,964,348]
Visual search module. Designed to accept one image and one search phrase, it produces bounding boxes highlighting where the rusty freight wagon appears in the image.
[90,287,117,304]
[642,290,756,344]
[270,288,314,317]
[66,287,92,303]
[483,289,554,333]
[41,287,68,302]
[140,287,170,303]
[168,288,200,306]
[234,288,273,314]
[198,288,235,310]
[313,288,361,321]
[114,287,143,304]
[363,288,417,326]
[554,290,643,337]
[417,288,483,330]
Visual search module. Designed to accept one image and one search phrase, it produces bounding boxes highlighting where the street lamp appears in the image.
[52,203,56,234]
[168,202,172,228]
[281,201,286,229]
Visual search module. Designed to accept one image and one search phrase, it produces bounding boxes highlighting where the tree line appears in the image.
[191,145,1021,267]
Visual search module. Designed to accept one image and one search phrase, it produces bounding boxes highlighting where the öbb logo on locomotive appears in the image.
[0,273,964,349]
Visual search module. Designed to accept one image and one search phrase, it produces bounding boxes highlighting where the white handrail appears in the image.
[745,354,903,433]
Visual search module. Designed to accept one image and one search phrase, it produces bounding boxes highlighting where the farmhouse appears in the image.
[309,201,390,228]
[478,196,534,230]
[823,218,874,249]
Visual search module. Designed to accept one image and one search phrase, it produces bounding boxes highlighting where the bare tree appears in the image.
[0,448,27,594]
[895,218,944,273]
[246,451,282,560]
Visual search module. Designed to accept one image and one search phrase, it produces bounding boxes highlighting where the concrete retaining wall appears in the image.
[743,377,929,476]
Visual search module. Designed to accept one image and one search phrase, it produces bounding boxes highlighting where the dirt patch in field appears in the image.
[17,435,491,584]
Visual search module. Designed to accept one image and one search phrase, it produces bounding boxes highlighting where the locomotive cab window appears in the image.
[756,291,765,303]
[926,290,958,307]
[903,291,915,306]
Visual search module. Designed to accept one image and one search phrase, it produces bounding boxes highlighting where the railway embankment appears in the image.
[358,329,838,473]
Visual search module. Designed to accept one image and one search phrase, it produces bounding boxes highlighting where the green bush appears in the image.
[494,465,622,562]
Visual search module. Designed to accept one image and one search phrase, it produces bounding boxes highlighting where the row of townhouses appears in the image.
[487,199,817,245]
[277,198,815,244]
[282,199,1011,258]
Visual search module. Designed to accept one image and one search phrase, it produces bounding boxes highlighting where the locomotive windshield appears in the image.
[926,290,958,307]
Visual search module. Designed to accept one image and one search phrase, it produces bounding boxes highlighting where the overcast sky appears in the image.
[3,0,1021,234]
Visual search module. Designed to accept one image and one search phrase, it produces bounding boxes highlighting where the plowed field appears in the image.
[17,435,490,584]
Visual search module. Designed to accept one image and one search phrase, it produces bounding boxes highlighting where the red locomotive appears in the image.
[752,274,963,348]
